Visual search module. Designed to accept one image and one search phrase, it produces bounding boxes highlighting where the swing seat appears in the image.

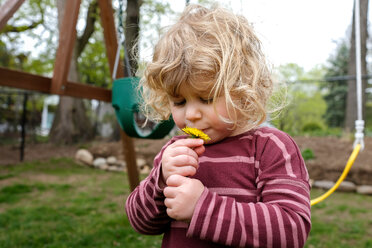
[112,77,175,139]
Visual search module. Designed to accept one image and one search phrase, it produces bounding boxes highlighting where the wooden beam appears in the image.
[0,67,50,93]
[98,0,123,77]
[51,0,81,95]
[98,0,139,191]
[64,81,111,102]
[0,67,111,102]
[0,0,25,31]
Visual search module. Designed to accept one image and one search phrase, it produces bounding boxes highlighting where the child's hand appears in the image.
[160,138,205,187]
[164,174,204,221]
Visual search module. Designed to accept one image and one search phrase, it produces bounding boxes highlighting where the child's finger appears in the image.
[164,198,171,208]
[172,154,198,168]
[193,145,205,156]
[166,174,188,187]
[168,146,199,161]
[174,164,197,177]
[163,186,177,198]
[170,138,204,149]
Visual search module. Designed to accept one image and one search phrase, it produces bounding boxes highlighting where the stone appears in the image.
[99,164,109,171]
[313,180,334,190]
[309,179,314,187]
[136,158,146,168]
[75,149,93,166]
[337,181,357,192]
[116,160,126,168]
[93,157,107,168]
[356,185,372,195]
[140,165,151,174]
[107,156,117,165]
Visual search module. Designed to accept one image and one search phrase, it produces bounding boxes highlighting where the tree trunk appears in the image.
[125,0,142,74]
[345,0,368,132]
[50,0,95,144]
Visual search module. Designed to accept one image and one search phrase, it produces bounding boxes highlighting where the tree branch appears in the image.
[0,19,43,33]
[76,0,98,56]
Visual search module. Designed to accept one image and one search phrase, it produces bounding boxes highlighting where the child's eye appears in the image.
[173,99,186,106]
[200,97,213,104]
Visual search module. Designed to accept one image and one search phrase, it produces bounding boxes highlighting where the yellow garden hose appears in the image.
[310,144,361,206]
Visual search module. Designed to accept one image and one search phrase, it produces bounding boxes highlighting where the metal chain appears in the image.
[113,0,131,79]
[118,0,124,36]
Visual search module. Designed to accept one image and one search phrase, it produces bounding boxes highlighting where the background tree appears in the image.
[125,0,143,74]
[323,41,349,128]
[272,63,327,135]
[0,0,55,142]
[49,0,98,144]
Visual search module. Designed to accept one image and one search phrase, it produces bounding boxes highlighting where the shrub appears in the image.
[302,148,315,161]
[302,122,323,132]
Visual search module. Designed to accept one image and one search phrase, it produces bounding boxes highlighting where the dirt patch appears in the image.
[0,143,80,165]
[1,136,371,185]
[294,136,372,185]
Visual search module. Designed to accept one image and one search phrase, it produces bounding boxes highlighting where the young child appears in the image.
[125,4,311,248]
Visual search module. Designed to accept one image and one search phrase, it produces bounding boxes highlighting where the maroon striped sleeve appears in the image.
[125,139,176,235]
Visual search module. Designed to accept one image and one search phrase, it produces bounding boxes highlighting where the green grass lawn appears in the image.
[1,158,371,248]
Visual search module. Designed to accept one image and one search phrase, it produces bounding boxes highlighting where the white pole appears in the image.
[41,101,48,135]
[355,0,363,121]
[353,0,364,150]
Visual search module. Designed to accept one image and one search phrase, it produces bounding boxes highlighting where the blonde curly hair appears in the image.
[140,4,275,130]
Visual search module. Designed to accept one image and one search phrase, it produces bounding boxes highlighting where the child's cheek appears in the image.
[170,110,185,129]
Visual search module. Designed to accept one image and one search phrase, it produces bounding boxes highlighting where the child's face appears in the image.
[169,83,244,144]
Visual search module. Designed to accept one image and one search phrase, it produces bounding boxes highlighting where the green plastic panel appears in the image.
[112,77,174,139]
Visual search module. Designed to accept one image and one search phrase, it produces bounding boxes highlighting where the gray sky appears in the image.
[170,0,358,71]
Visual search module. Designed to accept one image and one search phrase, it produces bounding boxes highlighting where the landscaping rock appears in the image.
[313,180,357,192]
[338,181,357,192]
[107,156,117,165]
[140,165,151,174]
[136,158,146,168]
[75,149,93,166]
[356,185,372,195]
[309,179,314,187]
[99,164,109,171]
[313,180,334,190]
[93,157,107,168]
[116,160,126,168]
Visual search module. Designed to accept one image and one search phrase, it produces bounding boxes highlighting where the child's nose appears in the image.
[185,103,202,122]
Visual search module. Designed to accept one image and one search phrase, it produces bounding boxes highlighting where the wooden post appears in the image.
[0,0,25,31]
[51,0,81,95]
[98,0,139,191]
[97,0,119,76]
[20,92,28,161]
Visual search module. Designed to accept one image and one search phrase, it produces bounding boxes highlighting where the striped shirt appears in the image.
[125,127,311,247]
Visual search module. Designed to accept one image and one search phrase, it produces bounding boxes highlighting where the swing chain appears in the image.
[113,0,132,79]
[117,0,124,37]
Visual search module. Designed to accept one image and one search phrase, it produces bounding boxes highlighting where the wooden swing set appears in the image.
[0,0,145,191]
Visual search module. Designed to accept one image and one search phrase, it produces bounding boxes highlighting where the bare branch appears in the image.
[0,19,43,33]
[76,0,98,56]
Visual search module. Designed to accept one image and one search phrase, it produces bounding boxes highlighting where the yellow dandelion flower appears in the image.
[182,126,211,142]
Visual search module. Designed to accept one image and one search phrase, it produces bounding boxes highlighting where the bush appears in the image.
[302,122,323,132]
[302,148,315,161]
